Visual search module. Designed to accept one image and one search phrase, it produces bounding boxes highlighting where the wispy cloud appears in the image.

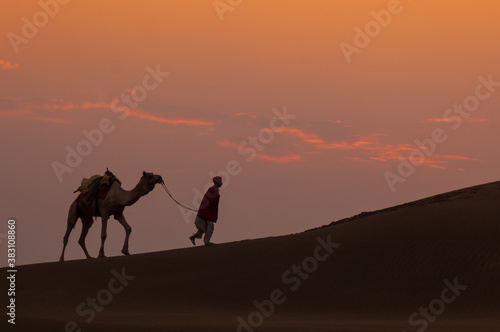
[41,100,214,126]
[315,134,387,151]
[256,153,302,163]
[0,59,19,71]
[279,127,325,144]
[0,97,481,170]
[426,164,447,170]
[0,98,214,127]
[435,154,476,161]
[216,140,239,149]
[0,110,31,118]
[127,110,214,127]
[42,101,110,111]
[290,131,477,170]
[0,99,106,124]
[425,118,490,123]
[88,105,481,169]
[216,139,302,164]
[0,109,71,124]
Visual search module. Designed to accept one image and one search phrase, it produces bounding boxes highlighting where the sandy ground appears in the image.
[2,181,500,331]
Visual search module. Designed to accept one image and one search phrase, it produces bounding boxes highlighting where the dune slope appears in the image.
[3,181,500,331]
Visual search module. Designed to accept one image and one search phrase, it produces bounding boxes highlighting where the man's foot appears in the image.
[205,242,215,246]
[189,235,196,246]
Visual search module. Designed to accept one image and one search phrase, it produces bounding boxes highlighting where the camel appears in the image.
[59,171,163,262]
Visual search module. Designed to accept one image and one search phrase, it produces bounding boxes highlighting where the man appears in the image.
[189,176,222,246]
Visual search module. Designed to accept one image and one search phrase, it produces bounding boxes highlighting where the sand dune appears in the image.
[3,181,500,331]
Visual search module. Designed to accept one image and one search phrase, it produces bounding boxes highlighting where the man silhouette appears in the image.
[189,176,222,246]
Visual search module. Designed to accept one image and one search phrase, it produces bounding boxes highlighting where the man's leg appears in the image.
[194,216,207,239]
[190,217,207,245]
[204,221,215,245]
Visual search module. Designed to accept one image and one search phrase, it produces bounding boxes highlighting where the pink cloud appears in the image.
[0,59,19,71]
[0,108,70,124]
[316,134,384,151]
[426,118,489,123]
[0,110,31,118]
[216,140,301,164]
[216,140,239,148]
[0,97,481,170]
[42,101,110,111]
[218,119,479,169]
[127,110,214,127]
[218,127,473,168]
[2,98,215,128]
[292,130,477,170]
[316,142,357,150]
[279,127,325,144]
[424,164,447,170]
[256,153,302,163]
[434,155,476,161]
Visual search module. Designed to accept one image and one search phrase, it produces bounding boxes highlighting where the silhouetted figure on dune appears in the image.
[189,176,222,246]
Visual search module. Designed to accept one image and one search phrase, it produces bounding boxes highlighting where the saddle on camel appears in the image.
[73,168,122,218]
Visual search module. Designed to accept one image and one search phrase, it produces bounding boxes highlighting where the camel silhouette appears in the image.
[59,171,163,262]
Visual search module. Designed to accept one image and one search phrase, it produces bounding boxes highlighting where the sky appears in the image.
[1,0,499,266]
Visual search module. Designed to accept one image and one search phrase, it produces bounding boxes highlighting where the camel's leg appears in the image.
[115,213,132,255]
[60,201,79,262]
[78,217,94,259]
[98,215,109,258]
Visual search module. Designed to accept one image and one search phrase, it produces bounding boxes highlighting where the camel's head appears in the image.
[141,171,163,192]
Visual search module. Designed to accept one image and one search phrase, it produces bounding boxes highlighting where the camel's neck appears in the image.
[120,180,151,206]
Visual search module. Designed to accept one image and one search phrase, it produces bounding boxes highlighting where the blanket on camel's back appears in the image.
[74,172,122,203]
[75,175,101,194]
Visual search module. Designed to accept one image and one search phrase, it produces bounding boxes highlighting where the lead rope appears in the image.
[161,182,198,212]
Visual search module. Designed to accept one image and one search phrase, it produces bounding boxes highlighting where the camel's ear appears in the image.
[143,171,146,176]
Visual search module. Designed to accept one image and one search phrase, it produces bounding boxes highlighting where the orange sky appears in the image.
[1,0,499,265]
